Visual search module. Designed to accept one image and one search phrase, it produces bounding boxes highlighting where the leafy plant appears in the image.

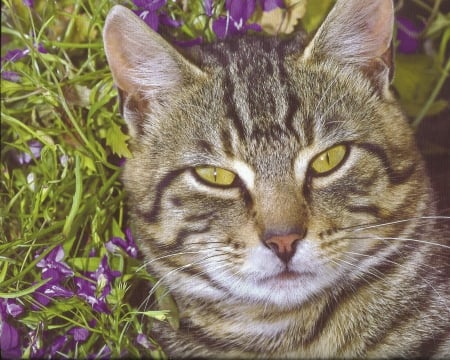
[1,0,448,357]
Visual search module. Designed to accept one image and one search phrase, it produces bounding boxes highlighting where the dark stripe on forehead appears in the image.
[356,142,416,185]
[284,90,302,141]
[223,73,247,141]
[135,168,187,223]
[196,139,213,154]
[220,128,235,157]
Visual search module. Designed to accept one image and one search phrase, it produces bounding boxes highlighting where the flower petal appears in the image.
[69,327,90,342]
[1,71,21,82]
[0,321,21,358]
[6,302,24,318]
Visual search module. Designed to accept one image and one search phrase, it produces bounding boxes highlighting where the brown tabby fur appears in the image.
[103,0,450,358]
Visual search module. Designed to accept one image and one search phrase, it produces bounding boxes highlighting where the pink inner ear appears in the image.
[302,0,394,65]
[366,0,394,56]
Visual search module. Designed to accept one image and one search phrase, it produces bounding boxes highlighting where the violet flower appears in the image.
[33,245,74,308]
[258,0,284,12]
[106,228,138,258]
[136,333,154,349]
[50,335,68,356]
[28,324,45,358]
[36,245,74,277]
[1,43,47,82]
[132,0,180,31]
[15,140,42,165]
[68,326,90,342]
[22,0,33,7]
[396,16,423,54]
[0,298,24,359]
[212,0,261,39]
[204,0,213,17]
[74,255,121,313]
[1,71,21,82]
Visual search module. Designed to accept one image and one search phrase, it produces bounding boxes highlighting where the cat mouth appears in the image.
[258,269,312,283]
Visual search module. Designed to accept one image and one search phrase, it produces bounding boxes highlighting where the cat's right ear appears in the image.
[301,0,394,96]
[103,5,205,137]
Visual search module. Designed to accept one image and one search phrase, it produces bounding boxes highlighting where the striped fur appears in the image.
[104,0,450,358]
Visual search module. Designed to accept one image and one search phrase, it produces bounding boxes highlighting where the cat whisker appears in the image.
[346,235,450,249]
[135,242,228,272]
[351,216,450,233]
[342,250,450,314]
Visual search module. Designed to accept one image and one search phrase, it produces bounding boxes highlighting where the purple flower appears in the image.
[0,322,21,359]
[28,324,45,358]
[33,245,74,307]
[106,228,138,258]
[132,0,181,32]
[34,283,74,307]
[50,335,68,356]
[15,140,43,165]
[1,43,47,81]
[1,43,47,65]
[117,157,127,167]
[135,9,160,30]
[0,299,23,359]
[396,16,423,54]
[1,71,21,82]
[204,0,213,16]
[2,48,29,63]
[136,333,154,349]
[2,300,24,318]
[88,344,111,360]
[212,0,261,39]
[74,255,120,313]
[133,0,166,11]
[258,0,284,12]
[36,245,74,279]
[68,327,89,342]
[22,0,33,7]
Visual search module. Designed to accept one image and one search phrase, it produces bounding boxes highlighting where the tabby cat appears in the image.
[103,0,450,357]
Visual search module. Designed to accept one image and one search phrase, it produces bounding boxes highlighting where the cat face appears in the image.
[104,0,431,309]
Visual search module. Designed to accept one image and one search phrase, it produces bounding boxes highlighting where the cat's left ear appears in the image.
[302,0,394,94]
[103,5,206,137]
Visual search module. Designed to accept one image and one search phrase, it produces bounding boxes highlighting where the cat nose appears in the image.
[264,232,305,264]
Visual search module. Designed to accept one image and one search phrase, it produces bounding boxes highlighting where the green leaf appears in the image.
[425,12,450,38]
[131,310,170,321]
[105,122,132,158]
[393,54,441,117]
[69,256,102,272]
[301,0,334,33]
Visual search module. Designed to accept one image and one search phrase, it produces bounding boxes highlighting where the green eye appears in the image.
[194,166,237,187]
[311,144,348,175]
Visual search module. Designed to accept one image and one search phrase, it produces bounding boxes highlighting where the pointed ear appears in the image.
[103,5,205,136]
[302,0,394,92]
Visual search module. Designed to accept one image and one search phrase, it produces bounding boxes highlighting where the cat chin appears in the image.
[225,273,330,309]
[221,243,343,308]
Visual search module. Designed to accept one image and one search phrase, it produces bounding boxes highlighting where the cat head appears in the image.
[103,0,431,308]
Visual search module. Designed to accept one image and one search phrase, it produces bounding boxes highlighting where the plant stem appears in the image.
[63,153,83,238]
[412,58,450,129]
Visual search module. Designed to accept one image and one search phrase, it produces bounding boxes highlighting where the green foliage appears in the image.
[1,0,448,357]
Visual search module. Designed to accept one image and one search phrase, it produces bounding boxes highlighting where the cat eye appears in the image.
[194,166,237,187]
[310,144,348,175]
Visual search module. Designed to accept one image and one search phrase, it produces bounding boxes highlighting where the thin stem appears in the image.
[412,58,450,128]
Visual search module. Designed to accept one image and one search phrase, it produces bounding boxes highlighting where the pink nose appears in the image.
[264,233,303,264]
